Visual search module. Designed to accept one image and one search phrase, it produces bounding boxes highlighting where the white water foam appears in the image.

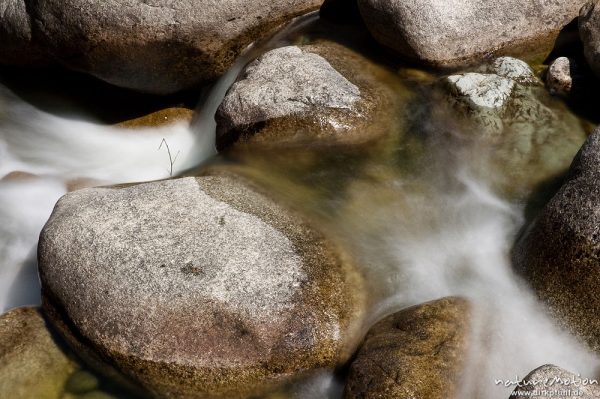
[344,168,599,399]
[0,11,319,314]
[0,10,593,399]
[0,84,209,313]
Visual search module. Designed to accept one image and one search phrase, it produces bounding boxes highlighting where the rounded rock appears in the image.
[39,175,366,398]
[357,0,586,67]
[216,42,401,150]
[510,365,600,398]
[344,297,471,399]
[0,0,323,94]
[546,57,575,96]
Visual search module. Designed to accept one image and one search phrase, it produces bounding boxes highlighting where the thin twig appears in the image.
[158,138,181,176]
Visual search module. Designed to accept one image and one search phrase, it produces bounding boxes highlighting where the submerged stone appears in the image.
[441,59,586,197]
[115,108,194,129]
[446,74,515,109]
[0,307,77,399]
[490,57,538,85]
[344,297,471,399]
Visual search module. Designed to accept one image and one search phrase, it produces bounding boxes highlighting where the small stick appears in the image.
[158,138,181,176]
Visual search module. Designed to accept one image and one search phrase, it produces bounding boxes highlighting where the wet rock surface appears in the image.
[490,57,538,85]
[0,307,77,399]
[217,46,360,148]
[441,58,587,196]
[510,365,600,399]
[357,0,585,67]
[447,74,516,109]
[513,129,600,352]
[0,0,322,94]
[39,175,366,399]
[115,108,194,129]
[344,297,471,399]
[216,41,401,150]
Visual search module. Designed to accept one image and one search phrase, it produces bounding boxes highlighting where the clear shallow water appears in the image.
[0,12,598,399]
[222,126,599,398]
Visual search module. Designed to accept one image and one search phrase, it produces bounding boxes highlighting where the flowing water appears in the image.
[0,12,598,399]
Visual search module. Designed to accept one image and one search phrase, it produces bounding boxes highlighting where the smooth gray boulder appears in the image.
[216,42,400,150]
[357,0,586,67]
[0,307,77,399]
[510,365,600,399]
[513,128,600,352]
[0,0,322,94]
[218,46,360,136]
[39,175,366,399]
[344,297,471,399]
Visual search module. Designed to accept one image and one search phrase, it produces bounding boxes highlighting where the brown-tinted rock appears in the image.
[39,175,366,398]
[0,0,322,94]
[115,108,194,129]
[344,297,471,399]
[65,178,102,193]
[513,128,600,352]
[216,41,401,151]
[0,307,77,399]
[1,171,38,182]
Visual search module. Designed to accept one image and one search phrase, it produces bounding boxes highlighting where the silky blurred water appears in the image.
[0,11,597,399]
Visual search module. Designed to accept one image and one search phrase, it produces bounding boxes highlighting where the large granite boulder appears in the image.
[0,307,77,399]
[0,0,322,94]
[344,297,471,399]
[513,128,600,352]
[357,0,586,67]
[216,42,401,151]
[39,175,366,398]
[510,365,600,399]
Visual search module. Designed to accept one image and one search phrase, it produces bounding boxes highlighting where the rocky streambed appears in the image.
[2,1,600,399]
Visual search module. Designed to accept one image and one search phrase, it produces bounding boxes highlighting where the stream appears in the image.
[0,11,598,399]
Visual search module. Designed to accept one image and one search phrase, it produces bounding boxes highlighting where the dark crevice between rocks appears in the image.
[0,65,199,124]
[319,0,363,25]
[543,17,600,126]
